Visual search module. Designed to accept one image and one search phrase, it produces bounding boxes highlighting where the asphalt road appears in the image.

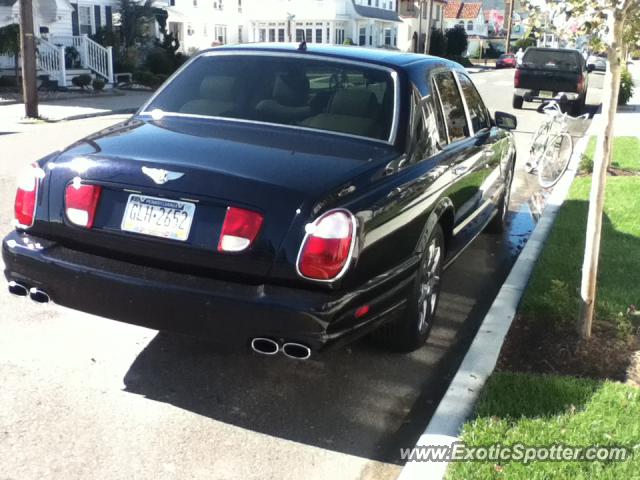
[0,69,602,480]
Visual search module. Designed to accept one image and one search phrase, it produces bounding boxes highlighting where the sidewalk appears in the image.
[0,90,152,129]
[615,61,640,132]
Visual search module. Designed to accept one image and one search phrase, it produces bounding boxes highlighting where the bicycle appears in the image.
[525,102,589,188]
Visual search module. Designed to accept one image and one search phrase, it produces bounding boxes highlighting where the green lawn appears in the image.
[582,137,640,172]
[447,372,640,479]
[521,176,640,331]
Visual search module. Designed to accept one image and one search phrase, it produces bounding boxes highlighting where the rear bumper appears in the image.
[3,230,413,351]
[514,88,581,102]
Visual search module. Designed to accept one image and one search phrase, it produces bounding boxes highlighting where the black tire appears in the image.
[372,224,445,352]
[570,96,585,116]
[486,161,514,233]
[512,94,523,109]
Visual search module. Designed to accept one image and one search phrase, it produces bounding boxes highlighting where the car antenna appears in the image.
[298,31,307,52]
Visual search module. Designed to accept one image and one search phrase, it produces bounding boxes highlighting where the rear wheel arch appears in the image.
[415,198,454,256]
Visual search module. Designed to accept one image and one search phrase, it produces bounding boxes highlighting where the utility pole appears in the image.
[504,0,514,53]
[417,0,423,53]
[424,0,433,54]
[19,0,38,118]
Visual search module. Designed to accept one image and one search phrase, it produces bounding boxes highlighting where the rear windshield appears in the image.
[143,53,397,142]
[521,49,581,71]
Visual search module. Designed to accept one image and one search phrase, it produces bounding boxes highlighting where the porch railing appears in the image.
[37,38,65,86]
[49,34,114,85]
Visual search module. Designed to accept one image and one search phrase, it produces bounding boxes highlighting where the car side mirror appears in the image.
[495,111,517,130]
[587,64,595,73]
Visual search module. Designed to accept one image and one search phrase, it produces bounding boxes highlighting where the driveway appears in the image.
[0,68,602,480]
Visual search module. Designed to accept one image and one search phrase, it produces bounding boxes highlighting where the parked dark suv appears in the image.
[513,47,593,115]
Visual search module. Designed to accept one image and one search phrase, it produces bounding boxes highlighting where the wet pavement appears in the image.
[0,69,603,479]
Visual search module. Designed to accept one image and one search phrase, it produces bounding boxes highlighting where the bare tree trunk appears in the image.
[578,10,625,339]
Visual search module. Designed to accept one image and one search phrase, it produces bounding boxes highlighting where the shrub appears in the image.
[343,38,355,46]
[429,28,447,57]
[72,73,92,89]
[514,36,536,51]
[65,46,81,69]
[146,47,174,75]
[619,68,635,105]
[0,76,17,87]
[92,78,106,91]
[133,70,155,86]
[152,73,168,87]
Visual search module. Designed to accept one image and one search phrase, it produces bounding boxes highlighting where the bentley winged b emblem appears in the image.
[141,166,184,185]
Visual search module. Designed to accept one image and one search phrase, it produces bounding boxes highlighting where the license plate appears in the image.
[539,90,554,98]
[121,194,195,241]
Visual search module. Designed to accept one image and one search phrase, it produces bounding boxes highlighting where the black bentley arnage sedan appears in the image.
[4,44,517,359]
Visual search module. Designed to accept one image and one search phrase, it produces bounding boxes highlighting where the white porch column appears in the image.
[329,21,335,44]
[352,21,359,44]
[106,46,114,84]
[58,45,66,86]
[81,34,89,68]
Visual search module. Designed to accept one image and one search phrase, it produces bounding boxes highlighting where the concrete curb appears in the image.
[398,117,600,480]
[0,91,126,107]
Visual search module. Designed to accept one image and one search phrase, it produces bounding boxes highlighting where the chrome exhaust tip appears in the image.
[250,337,280,356]
[29,287,50,304]
[281,342,312,360]
[8,281,28,297]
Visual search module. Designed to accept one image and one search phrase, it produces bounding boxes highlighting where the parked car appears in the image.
[587,53,607,72]
[496,53,517,69]
[513,47,593,115]
[4,45,517,357]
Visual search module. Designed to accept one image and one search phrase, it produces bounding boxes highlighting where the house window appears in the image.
[336,28,345,44]
[170,0,175,5]
[384,28,391,45]
[193,0,197,6]
[238,25,243,42]
[215,25,227,43]
[278,28,285,42]
[467,20,473,31]
[238,0,241,13]
[359,27,366,46]
[78,5,93,35]
[269,29,275,42]
[296,29,304,42]
[259,28,266,42]
[315,28,322,43]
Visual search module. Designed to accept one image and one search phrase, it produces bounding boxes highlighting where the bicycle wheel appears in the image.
[538,133,573,188]
[526,123,551,173]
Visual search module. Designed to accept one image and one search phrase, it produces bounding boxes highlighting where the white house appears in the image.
[164,0,246,53]
[0,0,118,85]
[397,0,447,53]
[443,1,487,37]
[246,0,401,48]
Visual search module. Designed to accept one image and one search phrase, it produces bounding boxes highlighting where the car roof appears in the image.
[525,47,582,54]
[202,43,463,70]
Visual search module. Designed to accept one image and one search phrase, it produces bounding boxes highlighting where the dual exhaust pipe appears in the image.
[7,281,50,303]
[251,337,312,360]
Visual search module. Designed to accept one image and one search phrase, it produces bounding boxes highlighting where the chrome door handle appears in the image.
[453,166,469,176]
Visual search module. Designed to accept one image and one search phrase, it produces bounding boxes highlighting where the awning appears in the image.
[351,0,401,23]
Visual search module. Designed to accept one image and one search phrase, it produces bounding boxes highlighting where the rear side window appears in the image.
[521,49,581,72]
[144,54,396,142]
[457,73,491,133]
[433,71,469,143]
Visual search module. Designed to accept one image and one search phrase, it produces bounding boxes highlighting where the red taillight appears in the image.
[297,209,356,281]
[514,69,521,88]
[64,180,102,228]
[577,75,585,93]
[14,163,41,228]
[218,206,264,252]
